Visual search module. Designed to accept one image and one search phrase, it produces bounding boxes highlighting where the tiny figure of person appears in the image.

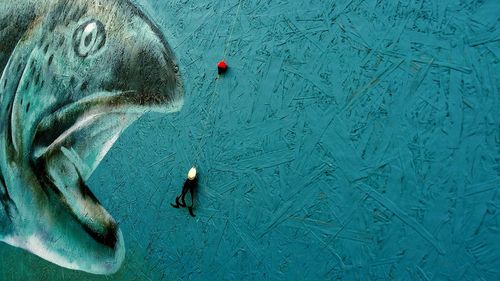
[171,167,197,217]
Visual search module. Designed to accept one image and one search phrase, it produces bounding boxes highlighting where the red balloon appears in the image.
[217,60,228,75]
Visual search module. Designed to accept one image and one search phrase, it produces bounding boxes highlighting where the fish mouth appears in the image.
[32,89,183,160]
[24,89,182,274]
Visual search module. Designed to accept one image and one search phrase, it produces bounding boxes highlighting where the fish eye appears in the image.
[73,20,106,57]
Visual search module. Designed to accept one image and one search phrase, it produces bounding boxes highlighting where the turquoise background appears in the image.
[1,0,499,280]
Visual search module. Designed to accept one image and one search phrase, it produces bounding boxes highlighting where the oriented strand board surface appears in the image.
[1,0,499,280]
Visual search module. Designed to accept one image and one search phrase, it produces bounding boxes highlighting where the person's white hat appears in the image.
[188,167,197,180]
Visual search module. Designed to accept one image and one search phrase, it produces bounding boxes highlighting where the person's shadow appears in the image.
[170,175,198,217]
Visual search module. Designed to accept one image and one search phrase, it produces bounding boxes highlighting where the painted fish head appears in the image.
[0,0,183,274]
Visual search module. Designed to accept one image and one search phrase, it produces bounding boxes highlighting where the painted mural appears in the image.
[0,0,499,280]
[0,0,182,275]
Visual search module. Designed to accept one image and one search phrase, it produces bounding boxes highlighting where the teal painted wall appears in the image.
[1,0,499,280]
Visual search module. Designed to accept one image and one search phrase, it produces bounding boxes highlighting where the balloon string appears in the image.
[193,0,243,167]
[223,0,243,60]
